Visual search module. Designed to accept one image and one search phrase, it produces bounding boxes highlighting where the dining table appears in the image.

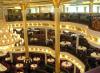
[17,56,26,61]
[0,63,7,72]
[91,52,100,60]
[33,57,40,62]
[5,57,11,61]
[77,46,87,51]
[60,41,71,46]
[47,58,55,63]
[17,71,24,73]
[61,61,72,68]
[16,63,24,69]
[30,64,38,70]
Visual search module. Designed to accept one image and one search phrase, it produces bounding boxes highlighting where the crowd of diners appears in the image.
[0,28,100,73]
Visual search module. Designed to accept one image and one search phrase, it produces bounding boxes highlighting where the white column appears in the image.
[76,34,79,54]
[89,0,93,14]
[61,30,63,34]
[74,65,76,73]
[9,52,13,63]
[38,6,41,13]
[45,53,47,65]
[45,28,48,45]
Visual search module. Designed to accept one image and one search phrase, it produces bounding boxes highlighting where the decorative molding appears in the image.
[2,20,100,48]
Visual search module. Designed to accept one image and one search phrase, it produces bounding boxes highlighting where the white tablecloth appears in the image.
[47,58,55,63]
[17,56,26,61]
[77,46,87,51]
[60,41,71,46]
[61,61,72,68]
[30,64,38,70]
[0,63,7,72]
[16,63,23,68]
[33,57,40,61]
[0,51,7,57]
[91,52,100,59]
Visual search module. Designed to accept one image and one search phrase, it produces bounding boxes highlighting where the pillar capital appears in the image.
[89,0,93,5]
[53,0,61,8]
[20,3,28,10]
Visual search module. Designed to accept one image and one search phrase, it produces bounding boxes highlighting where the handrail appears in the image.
[11,45,85,73]
[5,20,100,48]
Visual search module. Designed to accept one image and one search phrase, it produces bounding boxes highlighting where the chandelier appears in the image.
[0,28,22,53]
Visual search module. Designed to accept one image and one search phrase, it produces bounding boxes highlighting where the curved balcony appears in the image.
[5,13,100,31]
[1,13,100,73]
[11,45,85,73]
[5,20,100,48]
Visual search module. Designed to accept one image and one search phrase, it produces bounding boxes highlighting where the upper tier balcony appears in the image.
[5,13,100,31]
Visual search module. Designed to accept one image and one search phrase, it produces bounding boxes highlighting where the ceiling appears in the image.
[0,0,96,7]
[0,0,71,7]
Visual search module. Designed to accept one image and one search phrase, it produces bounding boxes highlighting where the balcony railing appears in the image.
[5,13,100,31]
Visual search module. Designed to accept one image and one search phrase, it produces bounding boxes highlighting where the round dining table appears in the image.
[61,61,72,68]
[17,71,24,73]
[17,56,26,61]
[30,64,38,70]
[77,46,87,51]
[16,63,24,69]
[60,41,71,46]
[91,52,100,60]
[33,57,40,62]
[0,51,7,57]
[0,63,7,73]
[5,57,11,61]
[47,58,55,63]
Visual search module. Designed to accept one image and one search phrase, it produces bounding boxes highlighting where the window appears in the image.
[29,7,39,13]
[40,6,54,13]
[93,5,100,13]
[64,4,89,13]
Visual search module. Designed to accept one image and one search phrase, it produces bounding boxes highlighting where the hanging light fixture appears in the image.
[0,28,21,53]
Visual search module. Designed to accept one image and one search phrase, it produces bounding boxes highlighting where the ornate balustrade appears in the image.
[11,45,85,73]
[5,20,100,48]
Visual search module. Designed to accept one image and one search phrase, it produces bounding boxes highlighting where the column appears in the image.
[74,65,76,73]
[54,5,60,73]
[97,6,99,13]
[1,5,6,26]
[76,34,79,54]
[63,5,65,13]
[89,0,93,14]
[61,30,63,34]
[45,53,47,65]
[84,7,87,13]
[45,28,48,45]
[38,6,41,13]
[0,5,3,21]
[21,3,29,58]
[89,0,93,28]
[2,8,6,22]
[9,52,13,63]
